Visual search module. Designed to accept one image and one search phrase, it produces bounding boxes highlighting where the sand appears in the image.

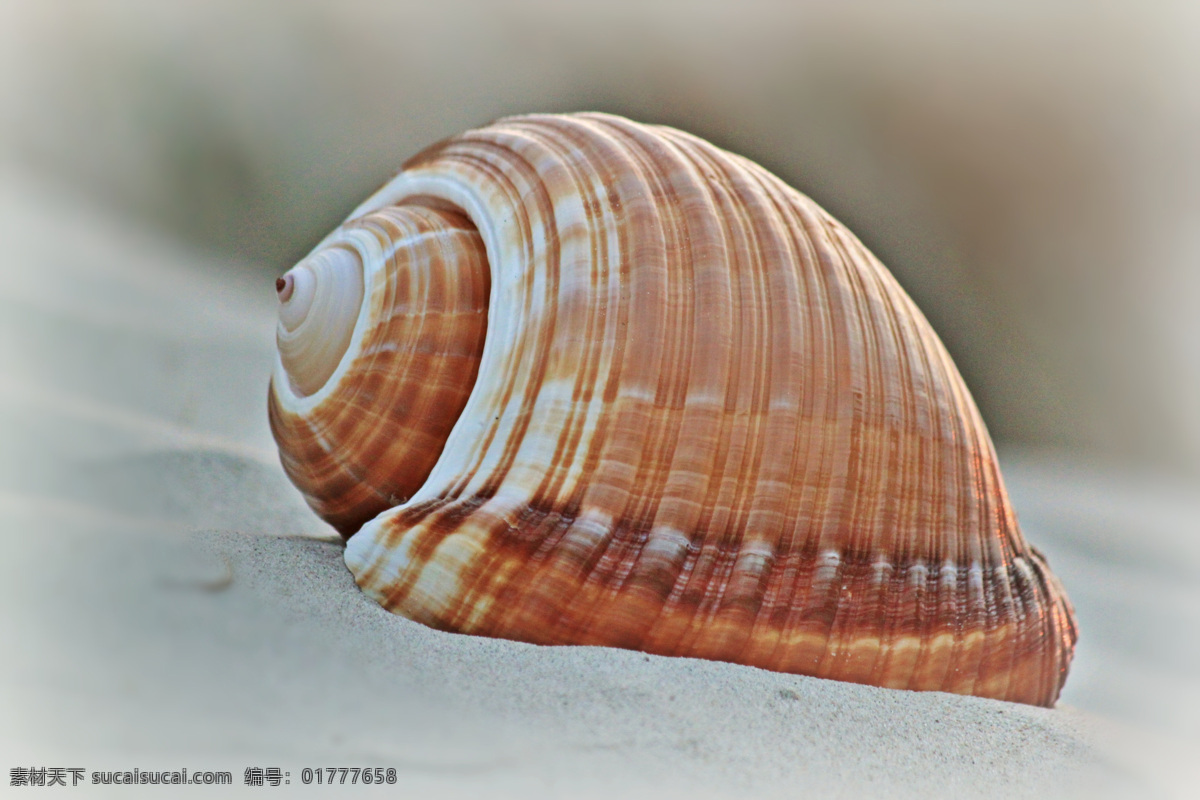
[2,170,1196,798]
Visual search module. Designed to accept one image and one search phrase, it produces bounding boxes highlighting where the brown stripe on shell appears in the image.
[273,113,1076,706]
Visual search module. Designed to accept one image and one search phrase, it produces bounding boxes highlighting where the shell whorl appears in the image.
[269,204,488,536]
[276,245,365,397]
[268,113,1077,707]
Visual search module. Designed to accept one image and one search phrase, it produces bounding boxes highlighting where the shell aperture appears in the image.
[268,113,1077,707]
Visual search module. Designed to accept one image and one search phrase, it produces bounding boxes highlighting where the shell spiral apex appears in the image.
[268,112,1077,707]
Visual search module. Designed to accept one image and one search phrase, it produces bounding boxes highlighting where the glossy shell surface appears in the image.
[269,113,1077,707]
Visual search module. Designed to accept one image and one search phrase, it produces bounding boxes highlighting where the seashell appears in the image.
[268,112,1077,707]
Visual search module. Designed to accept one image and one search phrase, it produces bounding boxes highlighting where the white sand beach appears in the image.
[2,170,1198,799]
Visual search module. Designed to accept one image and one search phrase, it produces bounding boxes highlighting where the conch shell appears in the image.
[268,113,1077,707]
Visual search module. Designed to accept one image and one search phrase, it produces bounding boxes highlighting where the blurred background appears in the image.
[1,0,1198,775]
[3,0,1198,476]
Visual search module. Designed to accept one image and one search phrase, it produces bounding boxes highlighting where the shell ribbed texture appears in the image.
[273,113,1077,707]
